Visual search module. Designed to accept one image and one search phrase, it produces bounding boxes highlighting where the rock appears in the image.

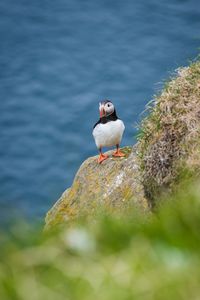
[45,146,148,229]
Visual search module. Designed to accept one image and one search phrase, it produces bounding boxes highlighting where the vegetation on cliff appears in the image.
[138,59,200,204]
[1,182,200,299]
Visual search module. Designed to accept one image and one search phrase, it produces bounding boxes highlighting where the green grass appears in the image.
[1,181,200,300]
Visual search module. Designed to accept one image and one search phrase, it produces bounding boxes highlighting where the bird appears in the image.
[92,100,125,164]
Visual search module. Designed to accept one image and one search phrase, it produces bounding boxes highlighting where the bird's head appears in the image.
[99,100,115,118]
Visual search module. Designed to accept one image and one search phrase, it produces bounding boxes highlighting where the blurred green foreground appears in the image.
[1,182,200,300]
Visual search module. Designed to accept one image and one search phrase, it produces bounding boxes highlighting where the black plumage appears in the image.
[93,109,118,129]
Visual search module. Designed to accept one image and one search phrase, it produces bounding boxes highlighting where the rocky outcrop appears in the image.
[45,146,148,229]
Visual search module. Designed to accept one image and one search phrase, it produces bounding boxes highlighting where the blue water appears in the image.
[0,0,199,225]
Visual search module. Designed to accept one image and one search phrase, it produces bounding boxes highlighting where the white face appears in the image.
[99,101,114,117]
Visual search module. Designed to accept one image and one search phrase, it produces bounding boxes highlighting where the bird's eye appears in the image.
[107,104,110,107]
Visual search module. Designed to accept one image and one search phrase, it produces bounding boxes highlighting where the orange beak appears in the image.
[100,107,105,118]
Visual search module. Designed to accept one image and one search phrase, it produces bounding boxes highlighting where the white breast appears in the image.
[92,119,125,149]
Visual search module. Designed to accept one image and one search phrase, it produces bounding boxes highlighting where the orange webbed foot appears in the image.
[112,149,125,157]
[98,153,109,164]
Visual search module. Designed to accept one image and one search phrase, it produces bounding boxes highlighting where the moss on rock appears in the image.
[45,146,149,229]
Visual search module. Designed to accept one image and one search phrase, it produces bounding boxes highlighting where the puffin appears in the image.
[92,100,125,164]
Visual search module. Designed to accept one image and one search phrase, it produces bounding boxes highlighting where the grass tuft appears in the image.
[138,59,200,204]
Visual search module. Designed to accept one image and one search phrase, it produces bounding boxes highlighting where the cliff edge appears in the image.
[45,59,200,228]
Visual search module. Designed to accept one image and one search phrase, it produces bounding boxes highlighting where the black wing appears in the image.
[93,119,101,129]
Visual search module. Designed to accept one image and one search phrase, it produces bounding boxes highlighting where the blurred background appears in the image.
[0,0,199,226]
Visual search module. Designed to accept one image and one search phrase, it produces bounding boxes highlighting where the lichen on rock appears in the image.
[45,146,148,229]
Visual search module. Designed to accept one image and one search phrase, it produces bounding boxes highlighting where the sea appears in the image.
[0,0,199,226]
